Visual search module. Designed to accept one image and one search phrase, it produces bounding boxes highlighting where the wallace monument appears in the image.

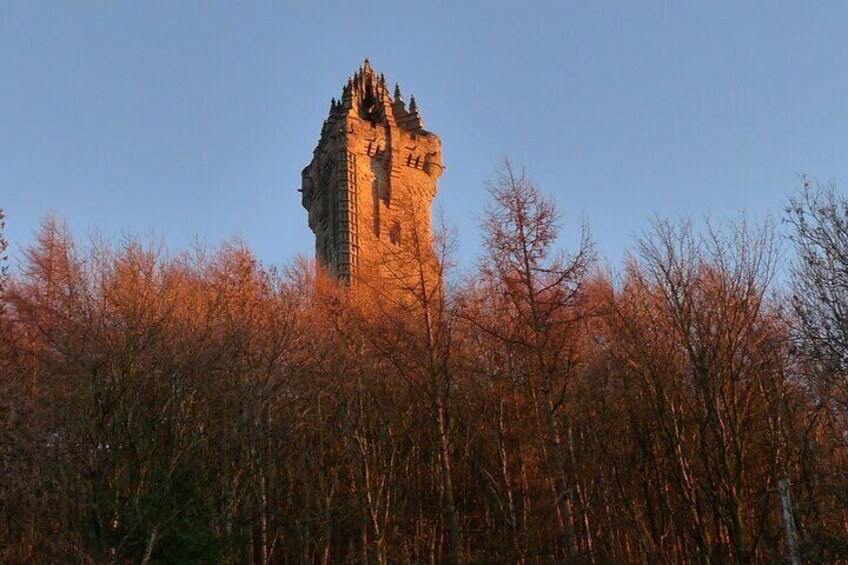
[300,60,443,284]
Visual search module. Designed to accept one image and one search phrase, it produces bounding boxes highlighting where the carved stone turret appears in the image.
[301,60,444,284]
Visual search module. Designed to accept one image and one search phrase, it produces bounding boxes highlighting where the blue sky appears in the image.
[2,2,847,270]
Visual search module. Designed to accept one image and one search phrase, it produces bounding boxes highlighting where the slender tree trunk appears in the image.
[498,400,525,562]
[437,400,461,564]
[141,526,158,565]
[542,385,578,563]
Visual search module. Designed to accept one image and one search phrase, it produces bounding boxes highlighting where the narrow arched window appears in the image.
[389,220,402,245]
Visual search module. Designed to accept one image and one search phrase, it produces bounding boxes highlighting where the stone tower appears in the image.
[301,60,444,284]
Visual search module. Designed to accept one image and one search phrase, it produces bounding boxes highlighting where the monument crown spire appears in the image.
[324,59,429,133]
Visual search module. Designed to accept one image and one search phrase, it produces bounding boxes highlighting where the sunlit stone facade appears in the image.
[301,60,443,284]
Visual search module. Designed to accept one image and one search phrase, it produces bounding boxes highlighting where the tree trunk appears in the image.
[437,401,461,564]
[543,386,578,563]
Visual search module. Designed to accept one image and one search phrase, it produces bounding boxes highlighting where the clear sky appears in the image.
[2,2,847,270]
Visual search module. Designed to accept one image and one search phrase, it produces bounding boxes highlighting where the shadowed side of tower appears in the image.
[300,60,444,286]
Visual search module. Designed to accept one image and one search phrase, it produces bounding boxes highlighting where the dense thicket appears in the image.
[2,172,848,563]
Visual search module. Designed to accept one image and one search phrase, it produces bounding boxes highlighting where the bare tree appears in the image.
[787,180,848,410]
[0,208,7,300]
[785,180,848,560]
[468,159,595,562]
[607,216,789,562]
[352,202,463,564]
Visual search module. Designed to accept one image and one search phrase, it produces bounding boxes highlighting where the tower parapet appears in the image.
[301,60,444,284]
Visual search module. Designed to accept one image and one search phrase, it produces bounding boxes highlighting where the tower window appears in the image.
[389,221,402,245]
